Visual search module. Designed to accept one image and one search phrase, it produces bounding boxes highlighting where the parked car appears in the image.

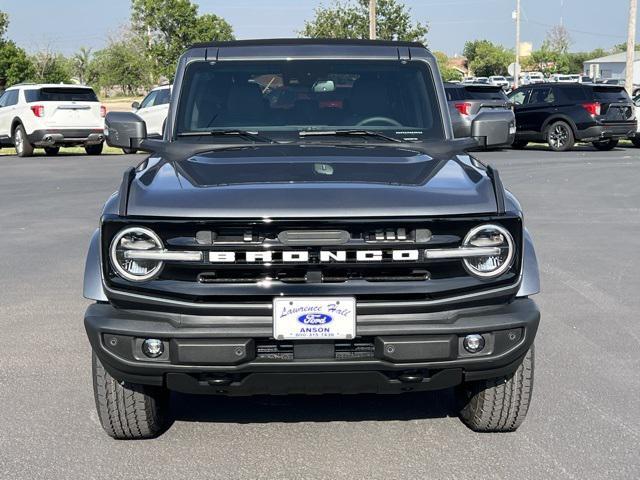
[505,75,515,90]
[89,39,539,439]
[578,75,593,84]
[0,83,105,157]
[461,76,475,84]
[630,94,640,147]
[473,77,489,84]
[124,85,172,153]
[444,82,515,145]
[548,74,574,83]
[598,78,625,86]
[521,72,545,85]
[488,75,510,90]
[508,83,636,151]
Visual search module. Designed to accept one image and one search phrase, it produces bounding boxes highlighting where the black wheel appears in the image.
[85,143,104,155]
[546,121,574,151]
[122,147,138,154]
[92,353,169,439]
[13,124,34,157]
[632,138,640,148]
[511,139,528,149]
[457,346,534,432]
[591,139,619,151]
[44,147,60,156]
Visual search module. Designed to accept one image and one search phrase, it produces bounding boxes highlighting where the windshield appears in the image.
[175,60,444,141]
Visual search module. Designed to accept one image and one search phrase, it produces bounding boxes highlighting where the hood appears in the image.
[126,144,497,218]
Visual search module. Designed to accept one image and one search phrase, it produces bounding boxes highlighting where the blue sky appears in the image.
[1,0,635,56]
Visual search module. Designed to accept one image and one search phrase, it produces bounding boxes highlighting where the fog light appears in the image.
[463,334,485,353]
[142,339,164,358]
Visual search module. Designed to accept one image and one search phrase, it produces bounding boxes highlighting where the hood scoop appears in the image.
[177,157,440,187]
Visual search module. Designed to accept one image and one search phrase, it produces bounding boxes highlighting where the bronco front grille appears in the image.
[102,215,523,304]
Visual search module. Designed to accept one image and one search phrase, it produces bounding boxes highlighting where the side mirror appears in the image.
[131,101,140,110]
[471,110,515,148]
[105,112,147,150]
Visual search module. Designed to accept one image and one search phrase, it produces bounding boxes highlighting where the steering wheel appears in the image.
[356,116,403,127]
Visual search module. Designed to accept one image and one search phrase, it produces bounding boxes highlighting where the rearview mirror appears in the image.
[105,112,147,150]
[131,101,140,110]
[313,80,335,93]
[471,110,515,148]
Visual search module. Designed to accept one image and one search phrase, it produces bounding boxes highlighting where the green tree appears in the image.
[0,10,8,37]
[301,0,428,43]
[0,10,35,88]
[433,51,462,82]
[30,51,72,84]
[463,40,512,77]
[90,32,152,95]
[131,0,234,80]
[72,47,93,85]
[0,41,34,87]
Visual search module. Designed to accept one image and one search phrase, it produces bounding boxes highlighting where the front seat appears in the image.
[347,76,393,124]
[225,83,268,125]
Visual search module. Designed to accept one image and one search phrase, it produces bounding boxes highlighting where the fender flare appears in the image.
[10,117,23,135]
[83,228,108,301]
[516,227,541,297]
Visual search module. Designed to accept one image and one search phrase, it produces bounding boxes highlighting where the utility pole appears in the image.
[514,0,521,89]
[369,0,377,40]
[625,0,637,96]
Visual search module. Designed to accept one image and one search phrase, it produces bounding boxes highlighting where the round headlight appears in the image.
[463,224,514,278]
[109,227,163,282]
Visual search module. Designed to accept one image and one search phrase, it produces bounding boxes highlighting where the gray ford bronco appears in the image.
[84,39,539,439]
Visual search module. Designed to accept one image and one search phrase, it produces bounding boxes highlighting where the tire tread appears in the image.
[459,346,534,432]
[92,353,167,439]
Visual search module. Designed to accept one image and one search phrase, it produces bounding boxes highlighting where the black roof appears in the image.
[523,82,622,88]
[443,82,503,89]
[190,38,426,49]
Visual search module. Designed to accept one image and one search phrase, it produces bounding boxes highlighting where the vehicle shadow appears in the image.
[170,388,458,424]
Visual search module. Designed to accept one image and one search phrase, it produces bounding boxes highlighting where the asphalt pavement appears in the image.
[0,145,638,479]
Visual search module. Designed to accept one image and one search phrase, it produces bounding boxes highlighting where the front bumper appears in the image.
[28,129,104,147]
[85,298,539,395]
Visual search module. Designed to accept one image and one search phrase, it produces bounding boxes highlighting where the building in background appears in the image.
[583,52,640,81]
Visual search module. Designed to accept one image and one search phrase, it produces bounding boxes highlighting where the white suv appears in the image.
[124,85,171,153]
[0,84,105,157]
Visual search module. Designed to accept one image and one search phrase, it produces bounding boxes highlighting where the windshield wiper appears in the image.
[177,129,275,143]
[298,130,403,143]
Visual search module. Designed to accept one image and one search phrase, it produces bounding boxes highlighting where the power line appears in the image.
[523,18,626,39]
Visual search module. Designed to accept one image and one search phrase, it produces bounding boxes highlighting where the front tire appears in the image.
[13,125,34,157]
[511,139,528,149]
[592,139,619,151]
[85,143,104,155]
[457,346,534,432]
[92,353,169,439]
[122,147,138,154]
[546,121,574,151]
[632,137,640,148]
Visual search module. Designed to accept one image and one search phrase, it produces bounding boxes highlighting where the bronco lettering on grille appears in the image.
[207,250,422,263]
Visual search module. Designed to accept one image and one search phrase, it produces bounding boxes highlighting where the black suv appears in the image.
[508,83,636,151]
[85,39,540,439]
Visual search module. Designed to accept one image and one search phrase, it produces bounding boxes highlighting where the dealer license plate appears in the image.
[273,297,356,340]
